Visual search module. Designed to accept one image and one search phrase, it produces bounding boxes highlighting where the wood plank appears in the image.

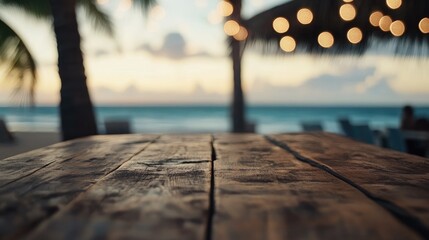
[0,134,157,240]
[0,137,99,187]
[213,134,419,240]
[269,132,429,237]
[27,134,212,240]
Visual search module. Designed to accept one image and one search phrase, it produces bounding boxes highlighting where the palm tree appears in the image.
[225,0,247,133]
[1,0,155,140]
[0,17,36,106]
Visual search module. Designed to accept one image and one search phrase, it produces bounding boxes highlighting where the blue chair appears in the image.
[0,118,14,143]
[338,118,354,138]
[351,124,375,145]
[301,122,323,132]
[386,128,407,152]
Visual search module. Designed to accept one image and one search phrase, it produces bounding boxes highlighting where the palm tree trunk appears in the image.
[229,0,247,133]
[50,0,98,140]
[231,38,246,132]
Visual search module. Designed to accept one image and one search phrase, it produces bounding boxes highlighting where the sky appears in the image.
[0,0,429,105]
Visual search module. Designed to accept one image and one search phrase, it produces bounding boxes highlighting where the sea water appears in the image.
[1,105,429,134]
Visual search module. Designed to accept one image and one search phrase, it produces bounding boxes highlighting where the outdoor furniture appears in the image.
[104,119,131,134]
[386,128,407,152]
[338,118,354,138]
[402,130,429,157]
[0,118,14,143]
[0,133,428,239]
[301,121,323,132]
[351,124,375,145]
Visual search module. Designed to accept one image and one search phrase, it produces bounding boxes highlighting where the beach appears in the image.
[0,132,60,160]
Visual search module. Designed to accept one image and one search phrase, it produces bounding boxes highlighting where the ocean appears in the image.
[1,105,429,134]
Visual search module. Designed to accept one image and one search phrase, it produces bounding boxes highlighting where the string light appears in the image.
[390,20,405,37]
[224,20,240,36]
[234,26,248,41]
[386,0,402,10]
[369,11,383,27]
[273,17,290,33]
[218,1,233,17]
[379,15,392,32]
[339,4,356,21]
[280,36,296,52]
[419,18,429,34]
[297,8,313,25]
[318,32,334,48]
[347,27,363,44]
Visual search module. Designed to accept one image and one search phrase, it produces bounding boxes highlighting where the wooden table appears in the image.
[0,133,428,240]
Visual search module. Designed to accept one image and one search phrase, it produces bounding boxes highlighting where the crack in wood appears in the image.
[205,135,217,240]
[265,135,429,239]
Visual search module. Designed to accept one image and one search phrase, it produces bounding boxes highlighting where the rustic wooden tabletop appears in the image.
[0,133,428,240]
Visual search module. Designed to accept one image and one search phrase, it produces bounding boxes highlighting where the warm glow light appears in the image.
[390,20,405,37]
[343,0,353,2]
[234,26,248,41]
[318,32,334,48]
[297,8,313,25]
[218,1,233,17]
[386,0,402,9]
[347,27,363,44]
[419,18,429,34]
[369,11,383,27]
[272,17,290,33]
[280,36,296,52]
[224,20,240,36]
[339,4,356,21]
[379,15,392,32]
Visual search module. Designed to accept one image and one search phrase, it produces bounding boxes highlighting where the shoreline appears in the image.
[0,131,60,160]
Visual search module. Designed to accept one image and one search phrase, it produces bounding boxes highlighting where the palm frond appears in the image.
[78,0,114,36]
[132,0,157,14]
[0,0,51,19]
[0,17,37,106]
[245,0,429,56]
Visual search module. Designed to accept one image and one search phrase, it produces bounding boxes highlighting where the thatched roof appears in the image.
[244,0,429,55]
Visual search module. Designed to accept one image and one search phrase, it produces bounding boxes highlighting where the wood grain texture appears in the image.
[0,137,97,187]
[27,134,212,240]
[269,132,429,237]
[0,134,156,240]
[213,134,419,240]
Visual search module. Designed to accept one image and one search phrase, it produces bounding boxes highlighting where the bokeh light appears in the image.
[379,15,392,32]
[218,1,233,17]
[347,27,363,44]
[369,11,383,27]
[280,36,296,52]
[339,4,356,21]
[318,32,334,48]
[390,20,405,37]
[234,26,248,41]
[297,8,313,25]
[419,18,429,34]
[224,20,240,36]
[272,17,290,34]
[386,0,402,10]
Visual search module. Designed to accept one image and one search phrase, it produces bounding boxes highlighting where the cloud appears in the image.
[247,67,428,104]
[137,32,218,60]
[92,83,226,104]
